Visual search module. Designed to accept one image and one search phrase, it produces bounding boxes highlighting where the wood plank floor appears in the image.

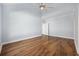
[1,35,77,56]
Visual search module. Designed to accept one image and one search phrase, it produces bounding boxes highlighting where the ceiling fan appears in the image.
[39,3,55,11]
[39,3,47,11]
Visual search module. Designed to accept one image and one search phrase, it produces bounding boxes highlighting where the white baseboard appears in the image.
[48,35,74,39]
[2,35,74,46]
[0,44,2,54]
[73,41,78,54]
[42,34,48,35]
[2,35,41,45]
[77,50,79,55]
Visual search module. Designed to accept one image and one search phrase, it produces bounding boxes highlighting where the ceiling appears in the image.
[2,3,77,23]
[3,3,77,18]
[12,3,75,8]
[14,3,76,15]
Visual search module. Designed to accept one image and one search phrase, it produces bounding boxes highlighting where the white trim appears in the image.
[2,35,74,45]
[2,35,41,45]
[48,35,74,39]
[74,40,78,55]
[77,50,79,55]
[0,44,2,54]
[42,34,48,35]
[78,10,79,55]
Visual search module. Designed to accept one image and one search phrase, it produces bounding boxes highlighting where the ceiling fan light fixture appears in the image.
[40,3,46,11]
[40,6,44,10]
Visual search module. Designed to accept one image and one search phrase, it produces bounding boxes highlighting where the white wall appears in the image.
[2,4,41,44]
[48,18,74,39]
[42,4,75,39]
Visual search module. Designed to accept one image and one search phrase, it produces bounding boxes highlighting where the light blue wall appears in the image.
[42,4,75,39]
[2,4,42,44]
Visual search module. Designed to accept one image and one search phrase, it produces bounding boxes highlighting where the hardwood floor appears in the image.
[1,35,77,56]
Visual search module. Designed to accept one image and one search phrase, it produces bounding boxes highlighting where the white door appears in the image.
[42,23,48,35]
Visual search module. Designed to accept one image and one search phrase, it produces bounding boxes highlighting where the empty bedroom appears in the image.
[0,3,79,56]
